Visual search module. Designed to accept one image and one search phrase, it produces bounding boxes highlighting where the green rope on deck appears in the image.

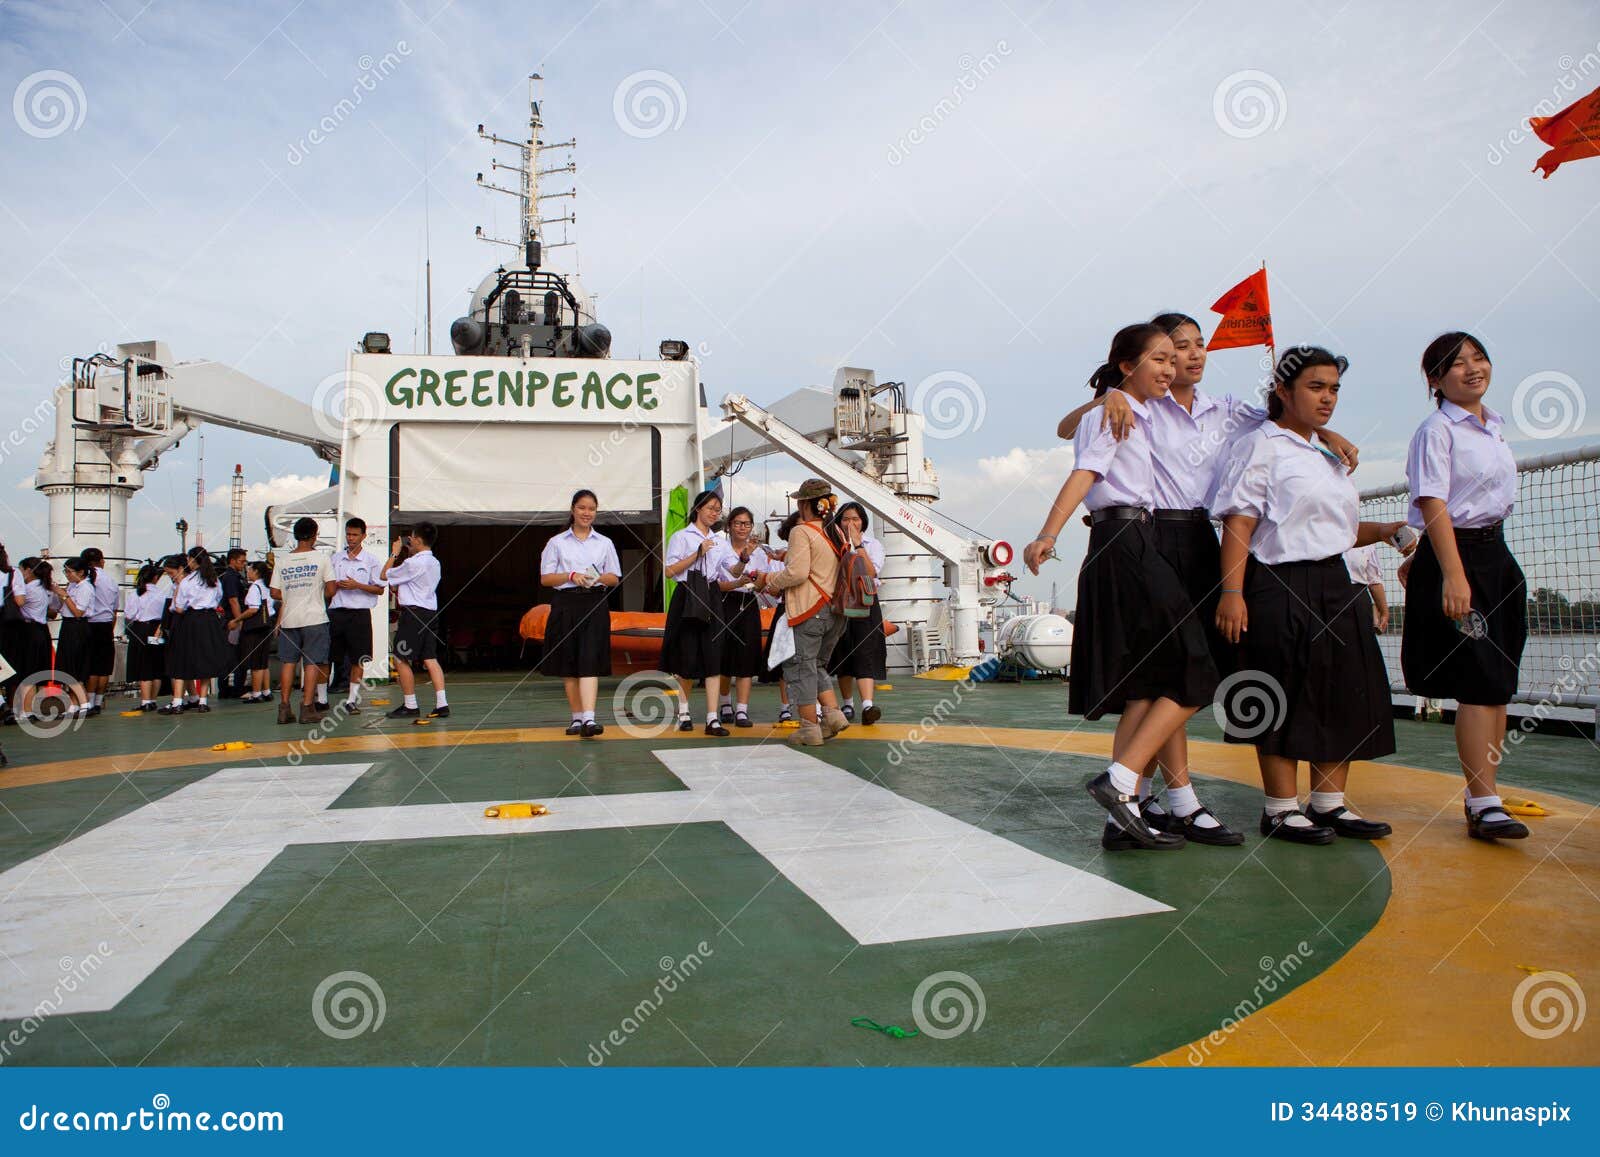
[851,1016,919,1039]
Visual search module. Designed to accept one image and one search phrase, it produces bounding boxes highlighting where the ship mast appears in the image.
[476,73,577,261]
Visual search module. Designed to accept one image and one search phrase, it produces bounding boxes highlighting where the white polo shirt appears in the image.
[386,549,440,610]
[1211,422,1359,565]
[1073,390,1155,512]
[330,547,384,610]
[1404,400,1517,531]
[541,528,622,590]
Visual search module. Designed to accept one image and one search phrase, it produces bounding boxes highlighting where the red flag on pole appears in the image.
[1531,84,1600,178]
[1206,267,1274,352]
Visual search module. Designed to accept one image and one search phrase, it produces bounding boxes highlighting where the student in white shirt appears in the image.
[271,516,335,726]
[11,559,60,722]
[1023,323,1227,850]
[713,506,772,729]
[53,557,96,715]
[539,490,622,738]
[238,559,277,703]
[826,503,887,726]
[1400,332,1529,842]
[123,562,170,710]
[1212,346,1413,845]
[1058,311,1362,843]
[325,516,385,712]
[382,521,448,719]
[661,490,731,737]
[79,546,120,715]
[160,547,229,713]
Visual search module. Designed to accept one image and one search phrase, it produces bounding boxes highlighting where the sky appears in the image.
[1,0,1597,604]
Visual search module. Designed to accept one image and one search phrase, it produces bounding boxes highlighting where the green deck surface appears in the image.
[1,675,1592,1067]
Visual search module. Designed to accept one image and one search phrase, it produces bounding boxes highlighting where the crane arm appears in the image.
[718,393,982,567]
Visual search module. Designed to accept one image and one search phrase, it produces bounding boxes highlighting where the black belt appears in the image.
[1153,507,1210,523]
[1089,506,1150,525]
[1453,522,1505,543]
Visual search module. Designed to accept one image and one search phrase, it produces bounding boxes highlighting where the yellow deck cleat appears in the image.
[210,741,253,751]
[484,802,550,819]
[1501,796,1551,816]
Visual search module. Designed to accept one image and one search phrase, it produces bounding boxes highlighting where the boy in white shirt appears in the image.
[381,522,448,719]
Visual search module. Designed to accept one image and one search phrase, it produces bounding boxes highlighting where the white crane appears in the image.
[34,340,339,567]
[718,392,1015,669]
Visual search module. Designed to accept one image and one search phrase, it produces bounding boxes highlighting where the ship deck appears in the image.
[1,675,1595,1067]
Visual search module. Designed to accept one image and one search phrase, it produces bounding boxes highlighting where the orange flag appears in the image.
[1206,268,1273,351]
[1531,84,1600,178]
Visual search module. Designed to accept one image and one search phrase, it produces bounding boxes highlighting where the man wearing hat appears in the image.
[754,479,851,745]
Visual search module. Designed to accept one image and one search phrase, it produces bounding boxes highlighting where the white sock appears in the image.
[1265,795,1314,828]
[706,712,719,725]
[434,691,448,708]
[1467,793,1508,821]
[1138,776,1166,815]
[779,700,790,710]
[572,713,584,725]
[93,693,104,706]
[861,698,873,709]
[196,696,208,706]
[403,693,418,709]
[1308,790,1351,817]
[1107,761,1139,795]
[1166,784,1221,829]
[679,710,692,722]
[736,702,748,714]
[171,696,183,707]
[720,693,733,707]
[142,699,154,707]
[580,710,595,723]
[316,686,328,705]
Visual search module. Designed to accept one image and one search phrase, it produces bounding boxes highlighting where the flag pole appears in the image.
[1261,260,1274,367]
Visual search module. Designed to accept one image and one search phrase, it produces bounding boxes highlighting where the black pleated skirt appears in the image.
[661,585,725,680]
[125,620,167,682]
[1068,515,1220,719]
[168,611,231,680]
[238,625,275,673]
[541,586,613,677]
[720,591,766,678]
[13,621,53,681]
[1226,555,1396,761]
[1152,514,1236,678]
[54,618,94,684]
[1401,532,1526,705]
[827,599,888,680]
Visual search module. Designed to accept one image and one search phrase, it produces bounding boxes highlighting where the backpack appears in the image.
[837,548,879,619]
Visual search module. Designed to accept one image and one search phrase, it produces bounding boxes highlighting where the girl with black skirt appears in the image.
[239,560,277,703]
[9,560,55,724]
[1023,323,1223,851]
[160,547,228,714]
[1401,332,1529,841]
[0,546,24,724]
[828,502,888,726]
[1212,346,1413,845]
[53,558,96,717]
[715,506,770,729]
[661,490,731,736]
[124,564,169,710]
[540,490,622,739]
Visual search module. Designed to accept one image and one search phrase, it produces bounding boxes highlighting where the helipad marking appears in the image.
[0,750,1167,1018]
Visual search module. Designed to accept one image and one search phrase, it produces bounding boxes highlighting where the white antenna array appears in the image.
[475,73,577,256]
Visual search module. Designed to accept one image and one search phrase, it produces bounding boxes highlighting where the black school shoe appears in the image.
[581,720,604,738]
[565,720,583,735]
[386,705,421,719]
[1101,804,1187,852]
[428,706,450,719]
[734,711,752,728]
[1466,804,1529,841]
[861,704,881,725]
[841,704,855,721]
[1303,804,1391,840]
[719,703,735,722]
[1147,804,1246,846]
[1086,772,1185,850]
[677,715,693,732]
[705,721,730,737]
[158,702,184,715]
[1259,809,1337,845]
